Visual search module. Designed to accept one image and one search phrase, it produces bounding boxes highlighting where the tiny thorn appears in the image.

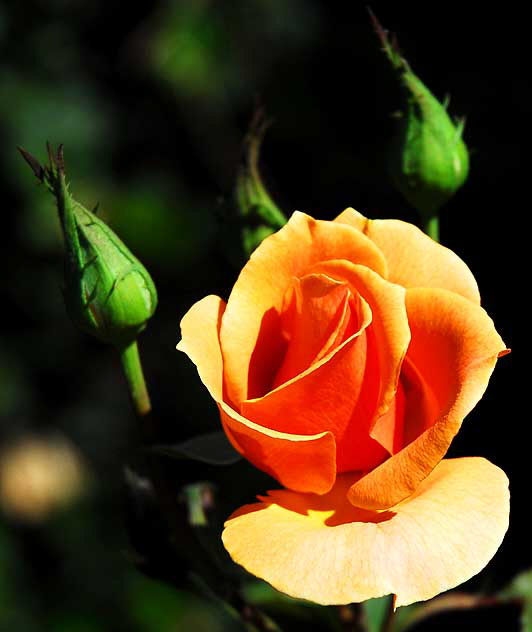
[17,147,44,181]
[454,115,467,139]
[92,201,100,214]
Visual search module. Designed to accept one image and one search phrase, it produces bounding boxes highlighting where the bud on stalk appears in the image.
[371,13,469,240]
[19,145,157,347]
[234,111,287,256]
[19,144,157,417]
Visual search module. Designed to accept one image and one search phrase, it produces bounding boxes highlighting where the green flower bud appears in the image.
[19,145,157,347]
[373,15,469,216]
[234,111,287,256]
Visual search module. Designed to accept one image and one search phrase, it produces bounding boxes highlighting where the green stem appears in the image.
[119,340,151,417]
[422,213,440,243]
[380,597,396,632]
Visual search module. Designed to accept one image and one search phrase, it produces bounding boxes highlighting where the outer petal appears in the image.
[222,458,509,606]
[219,405,336,494]
[177,295,336,494]
[220,211,388,404]
[348,288,507,510]
[335,208,480,304]
[241,262,410,471]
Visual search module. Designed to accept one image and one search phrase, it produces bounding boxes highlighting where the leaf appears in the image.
[150,431,241,466]
[499,569,532,632]
[500,569,532,600]
[362,595,394,632]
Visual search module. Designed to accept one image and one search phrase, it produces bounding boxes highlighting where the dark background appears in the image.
[0,1,526,630]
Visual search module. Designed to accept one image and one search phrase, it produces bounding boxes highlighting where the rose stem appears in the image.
[118,340,152,419]
[422,213,440,242]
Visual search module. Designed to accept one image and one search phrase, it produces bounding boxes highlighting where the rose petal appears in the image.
[219,404,336,494]
[242,262,410,471]
[222,458,509,606]
[177,295,336,494]
[335,208,480,304]
[348,288,507,510]
[273,273,356,389]
[220,211,388,405]
[370,376,406,455]
[177,295,226,399]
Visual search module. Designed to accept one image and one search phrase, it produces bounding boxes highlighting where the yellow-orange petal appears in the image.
[241,262,410,471]
[348,288,506,510]
[177,295,336,494]
[334,208,481,304]
[220,211,388,405]
[176,295,227,400]
[222,458,509,607]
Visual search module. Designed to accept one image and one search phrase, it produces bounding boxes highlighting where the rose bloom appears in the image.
[177,209,509,606]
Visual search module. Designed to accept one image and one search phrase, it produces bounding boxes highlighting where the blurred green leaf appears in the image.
[149,0,236,102]
[242,580,342,630]
[128,573,219,632]
[500,569,532,600]
[0,73,112,183]
[108,180,216,273]
[500,569,532,631]
[151,432,241,466]
[49,612,103,632]
[362,595,393,632]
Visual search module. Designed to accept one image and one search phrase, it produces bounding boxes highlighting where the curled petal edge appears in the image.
[177,294,336,494]
[348,288,507,510]
[334,208,481,304]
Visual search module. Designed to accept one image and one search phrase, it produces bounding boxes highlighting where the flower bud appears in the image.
[373,15,469,215]
[19,145,157,347]
[234,111,287,256]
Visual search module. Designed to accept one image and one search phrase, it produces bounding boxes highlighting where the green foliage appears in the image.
[500,569,532,631]
[151,432,241,466]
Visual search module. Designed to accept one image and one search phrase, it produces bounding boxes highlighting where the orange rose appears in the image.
[177,209,509,606]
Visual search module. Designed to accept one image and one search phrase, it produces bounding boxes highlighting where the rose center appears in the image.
[271,273,364,389]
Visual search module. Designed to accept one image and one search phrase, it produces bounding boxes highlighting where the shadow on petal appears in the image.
[223,458,509,607]
[230,473,396,526]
